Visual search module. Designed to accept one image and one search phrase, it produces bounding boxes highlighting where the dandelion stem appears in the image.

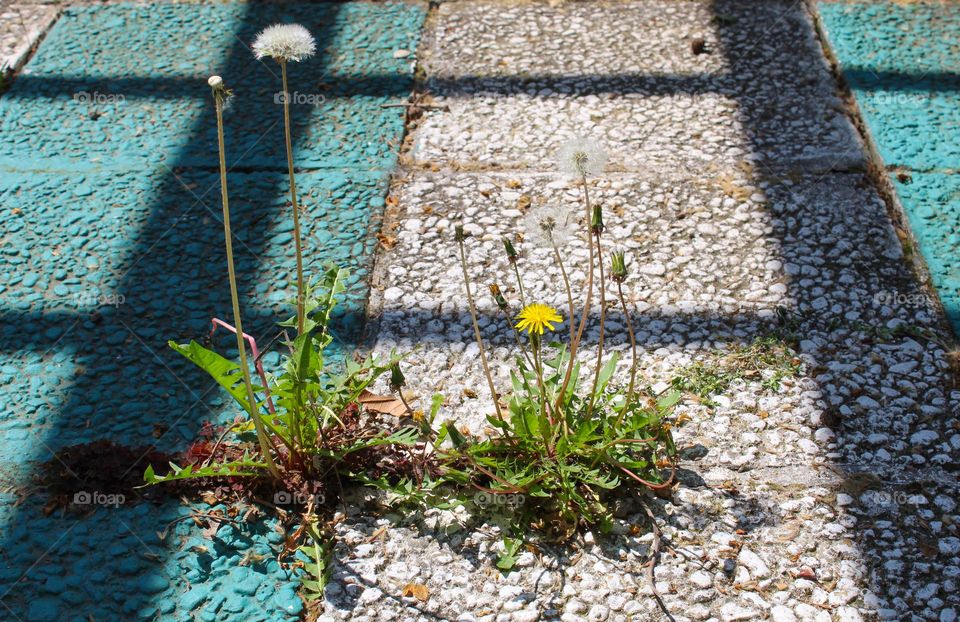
[556,174,593,410]
[213,85,281,480]
[586,229,607,417]
[616,280,638,424]
[529,334,558,447]
[280,60,305,335]
[457,236,504,422]
[512,263,527,308]
[552,240,576,352]
[551,240,575,432]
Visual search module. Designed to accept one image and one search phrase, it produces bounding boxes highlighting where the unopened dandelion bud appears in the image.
[502,237,518,263]
[591,204,604,235]
[611,248,628,282]
[389,362,406,393]
[489,284,509,311]
[454,224,466,243]
[207,75,231,103]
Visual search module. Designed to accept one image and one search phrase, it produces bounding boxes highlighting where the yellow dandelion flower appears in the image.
[515,303,563,335]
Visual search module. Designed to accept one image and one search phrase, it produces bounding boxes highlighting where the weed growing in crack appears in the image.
[670,335,804,406]
[141,58,429,603]
[137,85,684,607]
[435,137,680,561]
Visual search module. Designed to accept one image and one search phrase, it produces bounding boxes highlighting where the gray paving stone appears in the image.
[365,164,958,619]
[370,170,954,470]
[0,3,59,73]
[411,0,863,172]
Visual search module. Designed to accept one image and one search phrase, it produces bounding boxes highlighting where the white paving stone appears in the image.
[412,0,862,172]
[333,0,960,620]
[0,4,58,73]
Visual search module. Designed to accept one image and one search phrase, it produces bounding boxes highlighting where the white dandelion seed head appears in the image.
[557,137,609,177]
[523,205,577,247]
[207,75,224,88]
[252,23,316,62]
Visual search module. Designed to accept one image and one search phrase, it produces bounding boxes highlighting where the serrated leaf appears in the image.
[169,340,253,411]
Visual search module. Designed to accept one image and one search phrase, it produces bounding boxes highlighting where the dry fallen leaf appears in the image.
[402,582,430,602]
[359,389,415,417]
[376,232,397,250]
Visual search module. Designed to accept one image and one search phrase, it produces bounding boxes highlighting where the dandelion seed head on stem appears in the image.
[558,137,608,177]
[523,205,576,247]
[252,23,316,62]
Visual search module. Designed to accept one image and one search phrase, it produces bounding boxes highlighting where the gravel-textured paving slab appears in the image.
[319,465,959,621]
[0,2,425,620]
[362,167,959,619]
[355,0,960,620]
[819,1,960,171]
[411,0,863,173]
[371,167,958,465]
[0,168,386,467]
[0,2,421,171]
[0,3,58,74]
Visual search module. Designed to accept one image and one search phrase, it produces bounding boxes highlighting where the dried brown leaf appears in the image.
[402,582,430,601]
[358,390,414,417]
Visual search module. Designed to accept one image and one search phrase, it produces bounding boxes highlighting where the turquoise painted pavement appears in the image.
[819,1,960,334]
[0,2,424,620]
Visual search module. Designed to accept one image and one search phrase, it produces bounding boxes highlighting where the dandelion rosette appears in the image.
[523,205,577,247]
[515,303,563,335]
[558,137,609,177]
[252,23,316,62]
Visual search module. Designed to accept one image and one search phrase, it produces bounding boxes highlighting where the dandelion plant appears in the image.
[437,137,679,542]
[207,75,281,480]
[555,138,609,408]
[252,23,316,334]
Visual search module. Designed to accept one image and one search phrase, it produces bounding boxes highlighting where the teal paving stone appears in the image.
[892,171,960,333]
[0,169,386,466]
[0,496,303,621]
[0,2,425,173]
[0,1,424,617]
[0,167,386,319]
[819,1,960,170]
